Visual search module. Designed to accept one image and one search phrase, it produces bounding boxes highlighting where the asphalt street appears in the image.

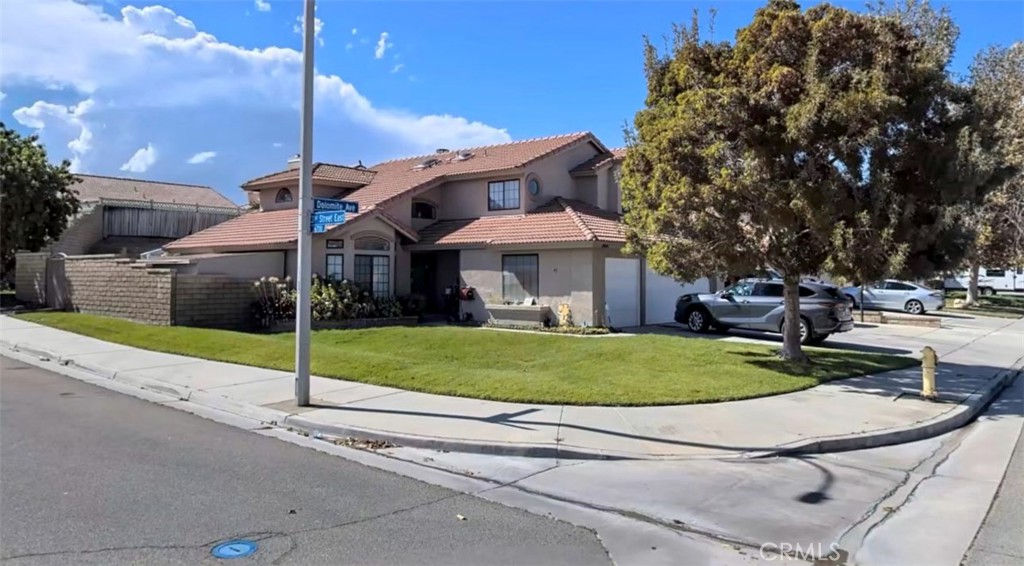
[0,356,611,565]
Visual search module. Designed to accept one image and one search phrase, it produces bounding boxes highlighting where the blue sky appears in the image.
[2,0,1021,205]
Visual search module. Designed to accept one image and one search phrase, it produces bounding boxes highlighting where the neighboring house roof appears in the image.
[241,163,377,189]
[163,207,418,252]
[569,147,626,176]
[414,198,625,247]
[71,174,236,208]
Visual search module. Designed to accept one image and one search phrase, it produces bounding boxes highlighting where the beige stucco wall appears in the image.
[256,183,344,212]
[188,252,285,279]
[574,177,598,207]
[523,142,602,211]
[459,246,602,326]
[438,174,524,219]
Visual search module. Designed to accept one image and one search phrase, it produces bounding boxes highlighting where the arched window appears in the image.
[412,201,437,220]
[354,236,390,251]
[275,188,293,203]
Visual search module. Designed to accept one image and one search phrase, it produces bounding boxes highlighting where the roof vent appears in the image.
[453,150,474,162]
[436,148,450,154]
[287,154,300,170]
[413,157,442,171]
[354,160,365,170]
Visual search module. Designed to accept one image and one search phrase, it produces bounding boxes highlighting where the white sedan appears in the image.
[840,280,945,315]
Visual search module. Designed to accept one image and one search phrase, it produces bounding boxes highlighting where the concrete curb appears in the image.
[280,414,634,461]
[2,337,1018,461]
[751,365,1022,458]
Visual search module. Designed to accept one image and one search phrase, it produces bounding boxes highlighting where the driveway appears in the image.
[641,314,1022,364]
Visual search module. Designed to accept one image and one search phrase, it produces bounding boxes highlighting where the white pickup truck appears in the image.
[944,267,1024,295]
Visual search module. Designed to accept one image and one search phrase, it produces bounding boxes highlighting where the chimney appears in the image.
[287,154,301,170]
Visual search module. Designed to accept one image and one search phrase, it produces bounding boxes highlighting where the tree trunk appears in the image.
[965,263,980,306]
[859,285,865,323]
[780,274,808,362]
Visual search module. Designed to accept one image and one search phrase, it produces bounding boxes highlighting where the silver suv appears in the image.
[674,279,854,345]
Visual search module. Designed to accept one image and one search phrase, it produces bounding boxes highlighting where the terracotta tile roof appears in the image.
[415,198,625,247]
[345,133,600,210]
[71,174,236,208]
[242,163,377,189]
[164,208,298,251]
[569,147,625,175]
[163,206,417,252]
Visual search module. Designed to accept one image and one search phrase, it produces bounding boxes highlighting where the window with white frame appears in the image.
[488,180,520,211]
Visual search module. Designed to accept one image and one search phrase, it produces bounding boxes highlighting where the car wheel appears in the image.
[981,287,996,297]
[845,294,858,308]
[782,317,813,345]
[905,299,925,315]
[685,307,711,333]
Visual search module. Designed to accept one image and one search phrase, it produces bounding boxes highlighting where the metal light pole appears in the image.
[295,0,315,406]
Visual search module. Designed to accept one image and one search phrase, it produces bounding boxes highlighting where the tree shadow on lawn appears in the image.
[640,324,913,356]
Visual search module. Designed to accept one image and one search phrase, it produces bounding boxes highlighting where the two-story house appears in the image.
[163,132,708,327]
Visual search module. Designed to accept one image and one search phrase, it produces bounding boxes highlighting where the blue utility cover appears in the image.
[211,540,258,559]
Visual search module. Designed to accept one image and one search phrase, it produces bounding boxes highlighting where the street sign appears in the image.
[310,210,345,234]
[313,198,358,213]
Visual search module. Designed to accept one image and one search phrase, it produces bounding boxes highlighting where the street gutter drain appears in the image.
[211,540,258,559]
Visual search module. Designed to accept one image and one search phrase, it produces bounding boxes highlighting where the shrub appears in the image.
[252,276,409,328]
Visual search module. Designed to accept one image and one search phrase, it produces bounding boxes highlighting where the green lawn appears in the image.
[17,312,917,406]
[944,292,1024,319]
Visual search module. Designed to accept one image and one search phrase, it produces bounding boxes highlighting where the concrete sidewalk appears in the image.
[2,315,1021,459]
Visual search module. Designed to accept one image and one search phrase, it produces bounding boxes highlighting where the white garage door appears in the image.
[644,269,711,325]
[605,258,640,328]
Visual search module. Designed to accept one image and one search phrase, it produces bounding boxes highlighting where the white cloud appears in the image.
[294,15,324,47]
[121,143,157,172]
[374,32,391,59]
[0,0,509,171]
[186,150,216,164]
[272,142,283,148]
[351,28,357,35]
[391,63,404,74]
[254,0,270,12]
[0,91,6,102]
[12,98,94,172]
[345,42,354,51]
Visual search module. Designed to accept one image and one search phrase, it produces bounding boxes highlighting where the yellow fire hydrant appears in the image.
[921,346,938,400]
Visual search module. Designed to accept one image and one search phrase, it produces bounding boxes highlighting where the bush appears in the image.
[253,276,408,328]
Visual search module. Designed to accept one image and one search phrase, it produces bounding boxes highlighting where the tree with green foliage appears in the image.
[958,43,1024,305]
[0,123,81,278]
[620,0,970,362]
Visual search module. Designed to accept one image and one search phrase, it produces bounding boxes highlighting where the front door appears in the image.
[410,253,438,311]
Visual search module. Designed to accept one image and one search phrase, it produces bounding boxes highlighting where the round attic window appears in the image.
[528,178,541,197]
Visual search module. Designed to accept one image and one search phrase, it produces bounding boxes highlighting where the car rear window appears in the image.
[821,287,844,300]
[798,286,816,297]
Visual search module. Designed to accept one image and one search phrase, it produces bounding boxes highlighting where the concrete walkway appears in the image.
[2,315,1021,459]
